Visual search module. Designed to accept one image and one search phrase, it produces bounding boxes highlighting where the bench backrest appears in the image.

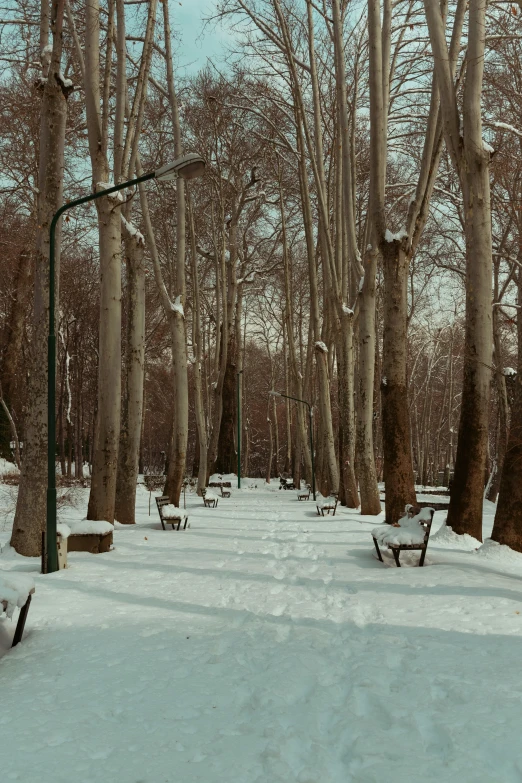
[155,496,170,513]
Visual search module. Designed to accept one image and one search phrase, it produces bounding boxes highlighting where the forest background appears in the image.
[1,0,521,556]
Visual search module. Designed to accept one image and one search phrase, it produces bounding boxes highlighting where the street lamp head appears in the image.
[269,390,281,397]
[155,153,206,182]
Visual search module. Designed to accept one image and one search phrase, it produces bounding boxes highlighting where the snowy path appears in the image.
[1,483,522,782]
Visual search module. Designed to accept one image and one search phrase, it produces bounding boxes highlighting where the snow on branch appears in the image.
[171,295,184,318]
[385,228,408,242]
[96,183,125,203]
[121,215,145,246]
[492,121,522,139]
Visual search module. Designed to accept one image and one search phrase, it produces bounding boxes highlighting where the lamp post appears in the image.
[237,370,243,488]
[46,154,206,573]
[269,390,315,500]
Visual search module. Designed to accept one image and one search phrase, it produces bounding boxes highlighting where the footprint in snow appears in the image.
[414,712,453,758]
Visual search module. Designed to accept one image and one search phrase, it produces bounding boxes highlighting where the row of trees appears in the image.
[0,0,521,555]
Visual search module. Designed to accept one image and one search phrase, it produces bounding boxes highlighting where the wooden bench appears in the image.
[372,506,435,567]
[316,493,339,516]
[155,496,188,530]
[1,577,35,648]
[202,488,219,508]
[221,487,231,498]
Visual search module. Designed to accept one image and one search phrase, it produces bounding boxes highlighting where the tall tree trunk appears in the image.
[86,200,122,521]
[1,248,32,406]
[215,340,238,475]
[114,227,145,523]
[85,0,122,522]
[161,0,188,501]
[492,267,522,551]
[11,0,68,556]
[381,244,416,522]
[337,310,359,507]
[163,311,189,504]
[266,401,274,484]
[424,0,493,540]
[356,0,386,516]
[356,251,382,514]
[74,353,84,479]
[486,306,509,502]
[188,192,207,494]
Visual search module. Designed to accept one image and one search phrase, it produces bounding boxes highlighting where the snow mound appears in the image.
[430,522,480,550]
[373,523,426,546]
[317,496,337,509]
[474,538,522,566]
[0,458,18,476]
[209,473,236,483]
[161,504,186,520]
[0,572,35,618]
[69,521,114,536]
[373,507,433,546]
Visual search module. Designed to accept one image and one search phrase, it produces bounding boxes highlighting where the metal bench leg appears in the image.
[373,537,383,562]
[419,546,427,567]
[391,548,401,567]
[12,595,32,647]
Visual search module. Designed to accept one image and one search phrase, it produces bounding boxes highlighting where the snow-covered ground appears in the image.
[1,480,522,782]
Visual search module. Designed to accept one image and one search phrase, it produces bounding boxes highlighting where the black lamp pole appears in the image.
[47,173,157,573]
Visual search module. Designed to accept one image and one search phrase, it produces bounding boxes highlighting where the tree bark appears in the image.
[188,192,208,494]
[356,250,382,514]
[486,304,509,502]
[492,268,522,551]
[11,0,68,556]
[85,0,122,522]
[114,226,145,523]
[381,244,416,523]
[424,0,493,539]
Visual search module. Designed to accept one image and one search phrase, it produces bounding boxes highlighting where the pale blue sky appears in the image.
[171,0,233,73]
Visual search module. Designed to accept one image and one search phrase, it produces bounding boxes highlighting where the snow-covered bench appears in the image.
[201,489,219,508]
[372,506,435,567]
[316,493,339,516]
[221,486,231,498]
[155,496,188,530]
[0,573,35,647]
[279,476,295,490]
[297,486,311,501]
